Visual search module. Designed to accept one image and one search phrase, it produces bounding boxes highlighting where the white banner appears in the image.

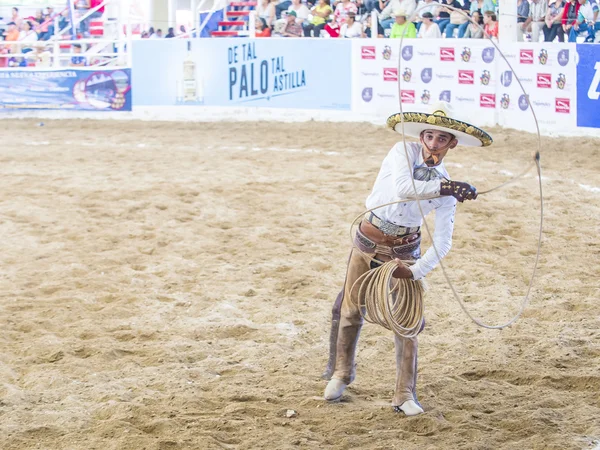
[351,40,577,133]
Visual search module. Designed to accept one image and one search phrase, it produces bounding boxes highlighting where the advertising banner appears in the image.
[352,39,497,127]
[576,44,600,129]
[495,43,577,133]
[0,69,132,111]
[132,38,351,110]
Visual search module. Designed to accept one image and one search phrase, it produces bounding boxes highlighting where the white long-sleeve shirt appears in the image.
[365,142,457,280]
[381,0,417,20]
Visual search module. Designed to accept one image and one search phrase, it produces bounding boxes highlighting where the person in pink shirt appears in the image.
[483,10,499,38]
[325,0,358,36]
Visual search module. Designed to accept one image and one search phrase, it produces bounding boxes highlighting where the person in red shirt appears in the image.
[255,17,272,37]
[561,0,581,36]
[483,10,499,38]
[81,0,105,37]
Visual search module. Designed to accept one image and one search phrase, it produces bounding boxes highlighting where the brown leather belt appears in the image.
[359,220,420,247]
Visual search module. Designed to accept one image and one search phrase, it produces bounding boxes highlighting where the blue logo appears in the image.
[576,44,600,128]
[439,90,451,102]
[518,94,529,111]
[421,68,432,83]
[402,46,413,61]
[421,89,431,104]
[558,49,570,67]
[362,87,373,102]
[501,70,512,87]
[482,48,495,64]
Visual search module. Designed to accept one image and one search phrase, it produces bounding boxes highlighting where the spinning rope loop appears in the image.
[350,6,544,337]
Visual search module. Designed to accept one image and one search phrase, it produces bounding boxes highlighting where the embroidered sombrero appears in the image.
[387,102,493,147]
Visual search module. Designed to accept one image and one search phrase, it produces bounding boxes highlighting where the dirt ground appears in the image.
[0,119,599,450]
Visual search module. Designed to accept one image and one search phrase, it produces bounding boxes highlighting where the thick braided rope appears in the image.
[348,8,544,336]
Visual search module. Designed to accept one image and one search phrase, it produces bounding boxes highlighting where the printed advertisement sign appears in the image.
[0,69,132,111]
[495,43,577,132]
[576,44,600,129]
[132,38,351,110]
[352,39,497,126]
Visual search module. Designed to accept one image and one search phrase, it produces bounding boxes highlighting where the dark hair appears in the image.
[422,12,434,19]
[322,0,331,4]
[149,26,155,33]
[12,7,18,13]
[258,17,268,28]
[484,10,496,20]
[73,43,82,49]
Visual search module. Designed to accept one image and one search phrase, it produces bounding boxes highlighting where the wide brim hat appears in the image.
[391,9,407,17]
[387,102,493,147]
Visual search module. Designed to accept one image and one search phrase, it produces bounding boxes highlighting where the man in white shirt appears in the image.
[322,103,492,416]
[520,0,548,42]
[568,0,599,42]
[380,0,418,29]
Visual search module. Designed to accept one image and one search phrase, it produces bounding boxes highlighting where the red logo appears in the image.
[458,70,475,85]
[555,98,570,113]
[480,93,496,108]
[401,90,415,104]
[361,46,376,60]
[537,73,552,88]
[440,47,455,62]
[383,68,398,82]
[520,49,534,64]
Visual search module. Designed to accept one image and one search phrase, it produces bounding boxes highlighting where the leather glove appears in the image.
[440,180,478,202]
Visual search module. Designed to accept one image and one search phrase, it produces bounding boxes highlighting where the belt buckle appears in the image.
[378,220,401,236]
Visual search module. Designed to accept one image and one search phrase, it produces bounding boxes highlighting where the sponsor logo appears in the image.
[377,93,395,98]
[537,73,552,88]
[461,47,472,62]
[501,70,512,87]
[480,93,496,108]
[383,68,398,82]
[421,68,432,83]
[539,49,548,65]
[362,87,373,102]
[532,101,552,107]
[556,73,566,90]
[361,71,378,77]
[480,70,491,86]
[555,98,570,113]
[401,90,415,103]
[482,47,495,64]
[402,46,413,61]
[558,49,569,67]
[439,90,451,102]
[520,49,534,64]
[402,68,412,82]
[421,89,431,104]
[500,94,510,109]
[382,45,392,60]
[458,70,474,84]
[417,50,436,56]
[456,96,475,103]
[518,94,529,111]
[435,73,453,79]
[361,46,376,60]
[440,47,455,62]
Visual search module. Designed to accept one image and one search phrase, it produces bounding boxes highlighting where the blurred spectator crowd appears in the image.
[251,0,599,42]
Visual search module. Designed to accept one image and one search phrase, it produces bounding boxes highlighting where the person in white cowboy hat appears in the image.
[322,102,492,416]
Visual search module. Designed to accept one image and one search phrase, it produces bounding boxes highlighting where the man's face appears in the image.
[420,130,457,165]
[396,15,406,23]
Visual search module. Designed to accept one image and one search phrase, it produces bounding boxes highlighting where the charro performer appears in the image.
[322,103,493,416]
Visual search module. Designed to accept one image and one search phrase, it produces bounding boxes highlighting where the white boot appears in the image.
[324,379,347,401]
[395,400,424,416]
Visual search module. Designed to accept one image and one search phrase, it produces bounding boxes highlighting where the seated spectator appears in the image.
[568,0,599,42]
[483,10,498,39]
[304,0,332,37]
[178,25,187,35]
[33,9,44,25]
[19,21,38,53]
[70,44,87,67]
[274,0,309,34]
[435,0,461,35]
[362,13,385,36]
[390,9,417,37]
[415,0,440,31]
[444,0,470,37]
[281,10,303,36]
[543,0,565,42]
[256,0,277,28]
[379,0,417,30]
[276,0,293,19]
[31,42,51,67]
[516,0,529,41]
[325,0,358,36]
[418,11,442,37]
[463,10,484,37]
[155,29,163,38]
[2,22,20,55]
[339,11,362,36]
[255,17,272,36]
[11,7,23,28]
[457,0,492,38]
[521,0,547,42]
[165,27,175,38]
[562,0,580,38]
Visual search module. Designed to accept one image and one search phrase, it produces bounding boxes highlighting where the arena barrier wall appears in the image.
[0,68,132,112]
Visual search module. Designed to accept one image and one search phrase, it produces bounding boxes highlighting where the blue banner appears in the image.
[576,44,600,128]
[132,39,351,110]
[0,69,132,111]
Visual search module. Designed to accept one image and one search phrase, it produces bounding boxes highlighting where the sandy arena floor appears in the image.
[0,119,599,450]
